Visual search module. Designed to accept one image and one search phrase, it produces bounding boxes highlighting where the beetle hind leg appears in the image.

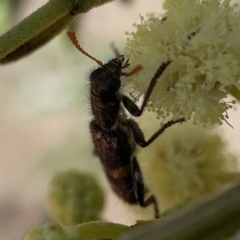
[140,195,159,219]
[132,157,159,218]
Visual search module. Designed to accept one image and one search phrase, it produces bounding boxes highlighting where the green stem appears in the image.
[119,177,240,240]
[71,221,132,239]
[0,0,113,63]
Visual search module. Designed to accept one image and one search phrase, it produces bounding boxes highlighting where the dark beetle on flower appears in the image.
[67,31,184,218]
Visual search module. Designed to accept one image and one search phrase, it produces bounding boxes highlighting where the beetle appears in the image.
[67,31,184,218]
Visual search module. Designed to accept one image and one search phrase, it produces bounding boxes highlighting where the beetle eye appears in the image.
[104,76,121,92]
[109,59,122,67]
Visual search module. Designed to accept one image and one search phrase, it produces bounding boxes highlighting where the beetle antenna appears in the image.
[110,42,120,56]
[67,31,103,66]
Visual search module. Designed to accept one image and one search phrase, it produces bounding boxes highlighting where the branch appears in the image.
[119,177,240,240]
[0,0,113,64]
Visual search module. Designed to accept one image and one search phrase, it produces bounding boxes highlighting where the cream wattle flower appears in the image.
[138,114,238,212]
[125,0,240,125]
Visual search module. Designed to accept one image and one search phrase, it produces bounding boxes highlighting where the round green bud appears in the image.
[24,227,44,240]
[42,222,66,240]
[24,222,66,240]
[47,170,104,226]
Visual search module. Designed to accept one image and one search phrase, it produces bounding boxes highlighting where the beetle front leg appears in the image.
[122,95,142,116]
[122,61,171,117]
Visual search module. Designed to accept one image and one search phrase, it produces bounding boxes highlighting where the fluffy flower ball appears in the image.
[125,0,240,125]
[138,114,238,212]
